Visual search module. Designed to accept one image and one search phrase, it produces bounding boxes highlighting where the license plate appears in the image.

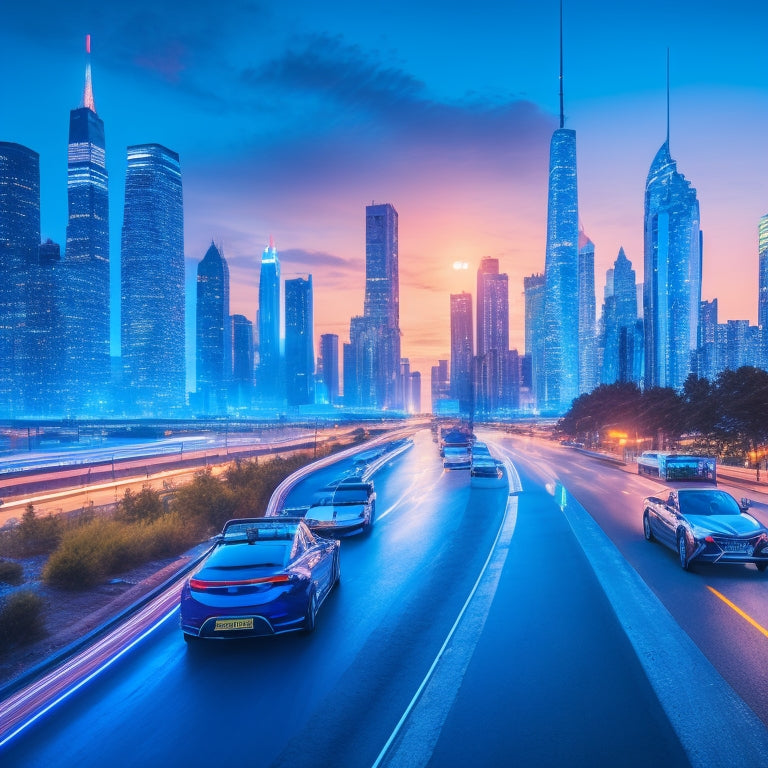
[724,542,749,553]
[214,618,254,631]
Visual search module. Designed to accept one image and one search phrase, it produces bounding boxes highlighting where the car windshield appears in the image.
[206,541,291,568]
[677,490,741,517]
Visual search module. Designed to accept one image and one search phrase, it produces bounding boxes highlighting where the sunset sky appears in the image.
[2,0,767,393]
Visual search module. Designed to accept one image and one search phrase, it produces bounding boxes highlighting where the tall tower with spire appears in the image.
[63,34,110,415]
[541,2,580,413]
[643,52,701,389]
[258,236,282,404]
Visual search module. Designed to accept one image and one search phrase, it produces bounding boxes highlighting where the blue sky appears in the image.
[2,0,767,387]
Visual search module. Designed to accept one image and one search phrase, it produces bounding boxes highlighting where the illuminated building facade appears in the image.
[121,144,185,416]
[578,230,598,394]
[196,242,230,414]
[0,142,40,417]
[63,35,110,415]
[759,215,768,368]
[285,275,314,406]
[450,291,473,414]
[258,237,281,403]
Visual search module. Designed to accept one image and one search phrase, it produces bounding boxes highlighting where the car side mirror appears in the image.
[741,497,752,510]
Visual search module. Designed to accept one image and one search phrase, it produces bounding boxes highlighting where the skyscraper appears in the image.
[0,142,40,417]
[63,35,110,415]
[196,242,230,414]
[600,248,639,385]
[758,214,768,368]
[578,229,597,394]
[541,11,579,414]
[231,314,254,410]
[643,72,701,390]
[320,333,339,404]
[121,144,185,416]
[285,275,314,406]
[450,291,473,414]
[363,203,401,409]
[25,239,63,417]
[258,236,281,403]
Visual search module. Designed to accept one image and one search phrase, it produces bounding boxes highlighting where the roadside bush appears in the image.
[0,559,24,585]
[117,487,164,524]
[42,513,198,590]
[0,590,46,651]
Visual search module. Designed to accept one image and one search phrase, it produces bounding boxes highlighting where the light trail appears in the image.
[707,586,768,640]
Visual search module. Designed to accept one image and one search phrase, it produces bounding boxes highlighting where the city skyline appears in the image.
[2,1,768,391]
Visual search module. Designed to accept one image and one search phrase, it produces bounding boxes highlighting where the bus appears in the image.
[637,452,717,483]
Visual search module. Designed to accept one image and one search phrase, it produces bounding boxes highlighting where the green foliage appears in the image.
[0,559,24,585]
[0,505,64,558]
[0,590,46,651]
[117,487,164,524]
[559,367,768,461]
[42,513,199,590]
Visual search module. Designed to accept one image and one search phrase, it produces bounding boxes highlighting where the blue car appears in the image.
[180,517,340,641]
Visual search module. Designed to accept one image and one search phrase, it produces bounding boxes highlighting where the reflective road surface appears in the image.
[3,429,768,767]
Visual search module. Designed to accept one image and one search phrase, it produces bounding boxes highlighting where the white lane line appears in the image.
[371,457,519,768]
[554,484,768,767]
[377,471,444,523]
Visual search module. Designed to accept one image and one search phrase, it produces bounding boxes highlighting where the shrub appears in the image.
[0,590,46,651]
[117,487,164,524]
[0,559,24,585]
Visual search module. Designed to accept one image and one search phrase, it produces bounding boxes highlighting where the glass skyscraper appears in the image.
[578,230,597,395]
[63,36,110,415]
[0,142,40,417]
[643,136,701,390]
[450,291,473,414]
[542,125,579,414]
[758,214,768,368]
[285,275,314,406]
[231,314,254,410]
[475,259,510,413]
[258,236,281,403]
[120,144,185,416]
[320,333,339,404]
[600,248,639,385]
[363,203,401,410]
[196,242,230,414]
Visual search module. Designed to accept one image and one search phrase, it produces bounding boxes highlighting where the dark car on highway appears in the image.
[180,517,340,641]
[642,487,768,571]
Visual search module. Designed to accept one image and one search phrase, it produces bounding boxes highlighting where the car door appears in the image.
[302,525,334,598]
[654,492,680,546]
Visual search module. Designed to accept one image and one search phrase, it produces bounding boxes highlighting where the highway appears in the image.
[2,428,768,766]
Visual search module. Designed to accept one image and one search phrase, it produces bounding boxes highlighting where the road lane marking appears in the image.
[371,456,518,768]
[707,586,768,640]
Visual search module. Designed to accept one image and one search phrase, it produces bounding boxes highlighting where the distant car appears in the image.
[180,517,340,641]
[642,487,768,571]
[443,446,471,470]
[305,478,377,536]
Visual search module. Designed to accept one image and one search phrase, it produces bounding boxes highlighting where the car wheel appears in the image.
[643,511,655,542]
[757,562,768,572]
[677,532,690,571]
[304,587,318,633]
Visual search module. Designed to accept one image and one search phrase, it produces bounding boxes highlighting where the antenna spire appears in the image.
[665,48,670,147]
[82,34,96,112]
[559,0,564,129]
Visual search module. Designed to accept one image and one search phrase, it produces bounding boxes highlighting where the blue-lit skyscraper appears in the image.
[643,101,701,390]
[0,141,40,417]
[363,202,401,410]
[285,275,314,406]
[578,229,597,394]
[196,242,230,414]
[63,35,110,415]
[475,258,510,413]
[258,236,281,403]
[231,314,254,410]
[121,144,185,416]
[320,333,339,404]
[450,291,473,414]
[600,248,639,385]
[758,214,768,368]
[541,15,579,414]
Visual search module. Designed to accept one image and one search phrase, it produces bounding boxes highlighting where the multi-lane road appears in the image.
[2,428,768,767]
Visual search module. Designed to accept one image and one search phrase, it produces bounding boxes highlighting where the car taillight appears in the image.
[189,574,291,591]
[705,536,715,543]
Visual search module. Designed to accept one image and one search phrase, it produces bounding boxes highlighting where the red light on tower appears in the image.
[86,34,91,54]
